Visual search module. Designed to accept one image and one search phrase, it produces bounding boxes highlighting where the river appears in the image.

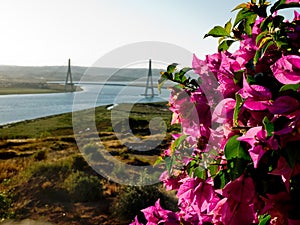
[0,83,170,126]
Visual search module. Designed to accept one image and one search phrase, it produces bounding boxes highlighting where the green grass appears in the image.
[0,112,75,139]
[0,102,176,139]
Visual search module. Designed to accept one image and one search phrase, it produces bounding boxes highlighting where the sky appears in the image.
[0,0,246,67]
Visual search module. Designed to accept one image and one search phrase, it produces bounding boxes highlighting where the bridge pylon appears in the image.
[142,59,156,97]
[65,58,75,92]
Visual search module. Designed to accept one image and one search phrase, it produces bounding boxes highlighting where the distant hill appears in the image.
[0,65,164,83]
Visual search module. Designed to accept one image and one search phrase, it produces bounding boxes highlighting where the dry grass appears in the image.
[0,158,30,183]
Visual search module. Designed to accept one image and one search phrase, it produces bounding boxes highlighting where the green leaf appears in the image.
[256,31,268,45]
[271,0,300,14]
[232,3,248,11]
[153,156,164,167]
[261,40,275,56]
[233,8,256,28]
[246,74,257,84]
[275,40,288,49]
[167,63,178,74]
[253,48,263,65]
[246,14,258,36]
[279,83,300,92]
[204,26,230,38]
[259,0,269,6]
[194,166,207,180]
[260,16,273,32]
[233,70,243,84]
[224,19,232,33]
[258,214,271,225]
[174,73,181,82]
[218,39,236,51]
[233,93,244,127]
[189,79,200,89]
[270,0,284,13]
[170,134,188,155]
[228,158,249,180]
[256,36,274,60]
[263,116,274,138]
[214,170,230,189]
[158,72,172,93]
[208,163,219,177]
[224,135,251,161]
[179,67,192,75]
[165,156,176,175]
[176,67,193,82]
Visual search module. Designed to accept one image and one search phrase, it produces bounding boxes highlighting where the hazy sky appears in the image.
[0,0,245,67]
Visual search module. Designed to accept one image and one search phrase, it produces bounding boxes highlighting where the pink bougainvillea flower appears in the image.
[294,10,300,20]
[271,158,300,191]
[168,87,211,145]
[238,76,272,111]
[270,156,293,191]
[177,177,214,212]
[268,96,299,114]
[205,52,222,77]
[141,199,179,225]
[286,0,300,3]
[129,216,144,225]
[233,35,257,68]
[206,52,242,98]
[271,55,300,84]
[269,96,300,140]
[222,174,256,204]
[212,98,236,124]
[131,4,300,225]
[286,12,300,49]
[237,126,278,168]
[176,177,217,223]
[212,194,257,224]
[218,198,256,225]
[260,191,291,225]
[252,17,265,36]
[190,88,212,129]
[210,198,227,224]
[192,54,223,105]
[159,171,182,191]
[212,174,258,225]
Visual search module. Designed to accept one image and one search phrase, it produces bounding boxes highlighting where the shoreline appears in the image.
[0,82,83,95]
[0,101,171,139]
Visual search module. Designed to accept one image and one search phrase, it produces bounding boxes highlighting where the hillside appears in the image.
[0,65,163,83]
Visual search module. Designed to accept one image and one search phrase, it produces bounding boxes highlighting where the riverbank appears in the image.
[0,81,82,95]
[0,102,179,225]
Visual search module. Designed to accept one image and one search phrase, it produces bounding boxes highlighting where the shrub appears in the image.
[71,154,89,171]
[111,184,177,223]
[28,160,72,180]
[111,185,161,223]
[63,171,103,202]
[33,149,47,161]
[0,192,14,219]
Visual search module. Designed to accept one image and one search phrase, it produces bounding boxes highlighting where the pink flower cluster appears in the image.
[131,5,300,225]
